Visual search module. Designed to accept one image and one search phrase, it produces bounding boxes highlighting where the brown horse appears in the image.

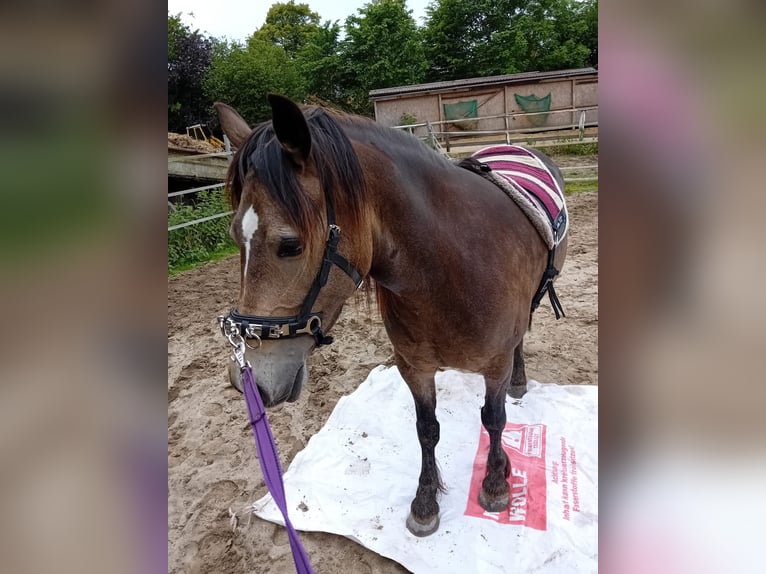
[215,95,567,537]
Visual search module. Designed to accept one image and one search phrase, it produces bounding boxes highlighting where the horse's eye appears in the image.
[277,238,303,258]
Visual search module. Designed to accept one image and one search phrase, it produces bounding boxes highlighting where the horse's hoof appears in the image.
[406,512,440,537]
[479,488,510,512]
[508,384,527,399]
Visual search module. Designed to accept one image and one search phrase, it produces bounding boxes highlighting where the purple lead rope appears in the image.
[241,366,315,574]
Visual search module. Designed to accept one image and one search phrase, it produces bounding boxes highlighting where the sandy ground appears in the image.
[168,190,597,573]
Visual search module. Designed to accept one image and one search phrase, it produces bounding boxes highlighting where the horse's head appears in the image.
[215,96,370,406]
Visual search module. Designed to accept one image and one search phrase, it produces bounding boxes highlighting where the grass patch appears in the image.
[565,180,598,194]
[168,189,235,275]
[539,142,598,156]
[169,243,238,276]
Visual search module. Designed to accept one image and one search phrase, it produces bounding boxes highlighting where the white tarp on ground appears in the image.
[253,366,598,573]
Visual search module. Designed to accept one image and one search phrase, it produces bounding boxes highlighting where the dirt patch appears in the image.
[554,154,597,169]
[168,191,597,573]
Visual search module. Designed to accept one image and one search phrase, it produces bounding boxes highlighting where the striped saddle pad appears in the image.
[472,145,568,246]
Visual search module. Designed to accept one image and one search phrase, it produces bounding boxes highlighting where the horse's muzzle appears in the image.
[226,338,312,407]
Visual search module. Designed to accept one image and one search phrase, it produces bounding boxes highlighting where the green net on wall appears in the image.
[514,93,551,127]
[443,100,478,131]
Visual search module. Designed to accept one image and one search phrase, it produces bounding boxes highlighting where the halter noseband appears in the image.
[218,195,363,348]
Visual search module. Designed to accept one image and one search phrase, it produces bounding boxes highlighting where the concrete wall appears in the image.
[374,94,439,129]
[574,78,599,125]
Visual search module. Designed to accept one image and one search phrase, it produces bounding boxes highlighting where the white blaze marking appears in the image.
[241,206,259,279]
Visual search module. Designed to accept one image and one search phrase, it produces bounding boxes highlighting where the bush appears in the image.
[168,190,236,273]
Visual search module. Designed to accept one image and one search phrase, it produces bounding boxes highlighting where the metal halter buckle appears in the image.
[218,315,261,356]
[268,325,282,338]
[225,329,249,370]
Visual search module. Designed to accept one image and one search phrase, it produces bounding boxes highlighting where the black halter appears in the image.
[224,195,363,348]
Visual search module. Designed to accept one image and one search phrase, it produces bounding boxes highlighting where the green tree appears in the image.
[578,0,598,66]
[253,1,322,58]
[511,0,593,71]
[341,0,428,114]
[296,21,345,103]
[168,13,185,61]
[422,0,542,80]
[204,36,304,125]
[422,0,597,81]
[422,0,489,81]
[168,13,214,132]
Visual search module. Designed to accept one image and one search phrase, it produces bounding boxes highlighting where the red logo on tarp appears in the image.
[464,423,548,530]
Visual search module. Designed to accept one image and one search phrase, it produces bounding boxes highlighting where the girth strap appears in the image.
[530,244,565,320]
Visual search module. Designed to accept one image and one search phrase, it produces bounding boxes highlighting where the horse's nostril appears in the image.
[287,364,306,403]
[256,385,275,407]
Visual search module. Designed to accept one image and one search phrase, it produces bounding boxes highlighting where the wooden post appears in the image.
[438,93,449,152]
[571,79,576,129]
[504,87,510,144]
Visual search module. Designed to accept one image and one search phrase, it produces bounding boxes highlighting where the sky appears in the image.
[167,0,433,43]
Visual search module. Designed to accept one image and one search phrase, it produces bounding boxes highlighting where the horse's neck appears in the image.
[361,150,464,294]
[345,124,500,291]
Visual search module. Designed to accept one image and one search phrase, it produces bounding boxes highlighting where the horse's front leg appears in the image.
[508,337,527,399]
[479,372,512,512]
[397,359,442,537]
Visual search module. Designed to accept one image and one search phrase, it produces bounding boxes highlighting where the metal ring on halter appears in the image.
[245,333,262,350]
[226,331,244,349]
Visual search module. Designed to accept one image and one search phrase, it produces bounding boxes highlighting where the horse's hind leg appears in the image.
[397,358,441,537]
[508,338,527,399]
[479,374,511,512]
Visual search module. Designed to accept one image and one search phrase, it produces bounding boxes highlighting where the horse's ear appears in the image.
[213,102,251,149]
[268,94,311,166]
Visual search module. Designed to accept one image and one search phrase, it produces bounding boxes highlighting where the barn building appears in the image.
[369,67,598,139]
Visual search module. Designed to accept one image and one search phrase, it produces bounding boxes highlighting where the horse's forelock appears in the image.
[226,108,366,247]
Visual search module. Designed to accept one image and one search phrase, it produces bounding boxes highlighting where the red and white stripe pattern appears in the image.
[472,145,568,244]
